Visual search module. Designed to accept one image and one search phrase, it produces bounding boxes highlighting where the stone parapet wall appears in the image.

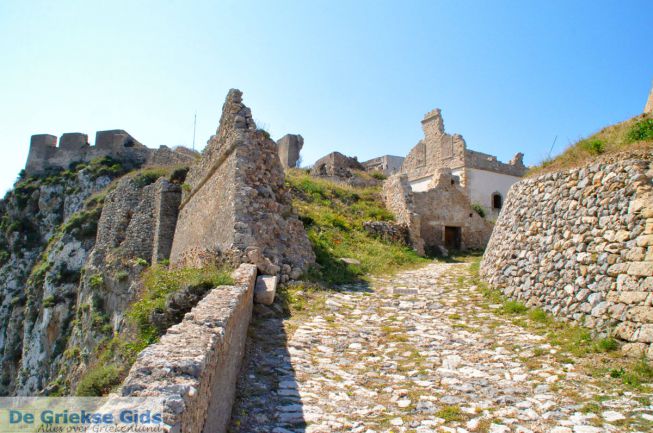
[481,155,653,358]
[121,264,258,433]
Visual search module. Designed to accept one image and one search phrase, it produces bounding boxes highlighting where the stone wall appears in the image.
[121,264,258,433]
[362,155,405,176]
[170,90,315,282]
[25,130,196,176]
[481,154,653,358]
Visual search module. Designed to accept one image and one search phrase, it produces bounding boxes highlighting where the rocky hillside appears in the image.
[0,155,233,396]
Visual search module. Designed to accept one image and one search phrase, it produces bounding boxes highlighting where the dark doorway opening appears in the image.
[444,226,461,250]
[492,193,503,210]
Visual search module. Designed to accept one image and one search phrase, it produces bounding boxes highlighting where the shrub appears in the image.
[42,295,56,308]
[89,274,104,290]
[580,139,605,155]
[471,203,486,218]
[132,168,169,188]
[114,270,129,282]
[626,118,653,142]
[75,365,121,396]
[370,171,387,180]
[134,258,149,267]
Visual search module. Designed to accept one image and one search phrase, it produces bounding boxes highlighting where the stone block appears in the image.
[627,261,653,277]
[626,306,653,323]
[254,275,278,305]
[622,342,648,358]
[637,324,653,343]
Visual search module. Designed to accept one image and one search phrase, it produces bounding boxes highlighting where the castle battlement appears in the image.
[25,129,194,176]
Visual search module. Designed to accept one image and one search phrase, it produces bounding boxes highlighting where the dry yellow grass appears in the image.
[528,112,653,177]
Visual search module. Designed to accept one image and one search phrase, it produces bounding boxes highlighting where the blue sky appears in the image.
[0,0,651,193]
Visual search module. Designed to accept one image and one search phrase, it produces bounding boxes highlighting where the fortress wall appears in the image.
[121,264,258,433]
[481,156,653,358]
[25,131,196,176]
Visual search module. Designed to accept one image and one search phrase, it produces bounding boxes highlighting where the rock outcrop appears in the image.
[0,166,118,395]
[170,90,315,282]
[481,154,653,358]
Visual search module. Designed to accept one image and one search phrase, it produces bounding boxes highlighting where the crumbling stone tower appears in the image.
[645,81,653,114]
[276,134,304,169]
[169,89,315,281]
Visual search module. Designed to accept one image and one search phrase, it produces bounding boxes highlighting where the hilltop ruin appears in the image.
[25,129,196,176]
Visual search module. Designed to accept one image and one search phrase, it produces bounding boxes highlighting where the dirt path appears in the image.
[229,262,653,433]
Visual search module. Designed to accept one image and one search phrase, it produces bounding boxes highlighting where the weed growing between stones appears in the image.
[469,257,653,393]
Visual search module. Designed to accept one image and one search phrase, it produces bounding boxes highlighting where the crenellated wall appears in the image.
[481,154,653,358]
[25,130,196,176]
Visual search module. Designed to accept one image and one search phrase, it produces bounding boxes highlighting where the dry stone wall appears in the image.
[121,264,257,433]
[481,155,653,358]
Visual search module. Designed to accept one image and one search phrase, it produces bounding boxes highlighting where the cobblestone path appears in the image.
[229,262,653,433]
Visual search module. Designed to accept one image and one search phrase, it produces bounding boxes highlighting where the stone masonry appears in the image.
[362,155,405,176]
[276,134,304,169]
[169,90,315,282]
[25,130,196,176]
[481,153,653,358]
[311,151,365,179]
[384,169,493,254]
[122,264,258,433]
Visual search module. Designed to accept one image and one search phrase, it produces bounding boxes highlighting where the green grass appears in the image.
[530,112,653,176]
[127,265,233,344]
[286,169,428,284]
[435,405,464,422]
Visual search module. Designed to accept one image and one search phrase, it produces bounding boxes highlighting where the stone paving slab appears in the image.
[229,262,653,433]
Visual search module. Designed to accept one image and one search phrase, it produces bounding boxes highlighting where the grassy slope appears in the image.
[285,169,428,285]
[529,112,653,176]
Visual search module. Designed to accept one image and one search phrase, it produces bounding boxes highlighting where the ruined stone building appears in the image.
[401,108,526,218]
[362,155,405,176]
[25,129,196,176]
[383,108,525,253]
